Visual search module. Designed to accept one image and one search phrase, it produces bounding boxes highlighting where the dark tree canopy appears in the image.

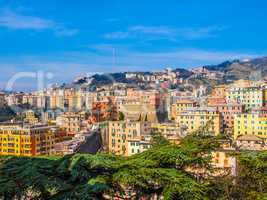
[0,134,266,200]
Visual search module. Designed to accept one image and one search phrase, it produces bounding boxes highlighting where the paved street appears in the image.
[76,131,102,154]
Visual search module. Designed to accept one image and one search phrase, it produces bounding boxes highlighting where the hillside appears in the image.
[204,57,267,81]
[72,56,267,88]
[0,106,15,122]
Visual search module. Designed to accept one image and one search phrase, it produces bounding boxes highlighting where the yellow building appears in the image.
[264,87,267,106]
[48,88,65,110]
[0,123,56,156]
[24,110,39,124]
[231,79,252,87]
[176,107,221,136]
[171,99,197,120]
[108,120,151,156]
[212,151,236,176]
[233,108,267,140]
[121,104,158,122]
[211,85,227,98]
[151,122,182,143]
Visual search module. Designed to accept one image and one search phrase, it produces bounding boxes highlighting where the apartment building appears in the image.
[24,110,39,124]
[90,97,117,123]
[176,107,221,136]
[233,107,267,140]
[210,103,244,131]
[0,123,56,156]
[48,88,65,110]
[127,135,151,156]
[171,99,198,120]
[264,86,267,106]
[212,151,237,176]
[56,112,84,135]
[22,94,38,107]
[120,104,159,122]
[211,85,228,98]
[151,122,183,143]
[108,120,151,156]
[226,86,264,110]
[5,93,23,106]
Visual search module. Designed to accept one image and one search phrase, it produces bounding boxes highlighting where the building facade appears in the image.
[226,86,264,110]
[233,108,267,140]
[176,107,221,136]
[0,123,56,156]
[108,121,151,156]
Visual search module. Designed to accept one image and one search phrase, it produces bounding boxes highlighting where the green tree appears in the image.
[0,135,266,200]
[118,112,125,121]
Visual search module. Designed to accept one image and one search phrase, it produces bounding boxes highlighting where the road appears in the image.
[76,131,102,154]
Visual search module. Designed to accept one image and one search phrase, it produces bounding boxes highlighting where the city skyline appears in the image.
[0,0,267,90]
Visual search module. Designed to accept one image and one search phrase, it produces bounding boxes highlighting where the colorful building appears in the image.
[233,107,267,140]
[120,104,159,122]
[210,103,244,131]
[127,136,151,156]
[24,110,39,124]
[90,97,117,123]
[151,122,183,143]
[5,93,23,106]
[264,86,267,106]
[211,85,227,98]
[56,112,85,136]
[236,135,266,151]
[0,123,56,156]
[226,86,264,110]
[48,88,65,110]
[171,99,198,120]
[108,120,151,156]
[176,107,221,136]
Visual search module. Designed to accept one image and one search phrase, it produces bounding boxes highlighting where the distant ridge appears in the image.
[204,56,267,81]
[68,56,267,89]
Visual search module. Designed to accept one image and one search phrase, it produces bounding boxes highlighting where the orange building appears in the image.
[90,97,118,123]
[208,85,228,106]
[127,89,165,106]
[207,97,227,106]
[211,85,227,98]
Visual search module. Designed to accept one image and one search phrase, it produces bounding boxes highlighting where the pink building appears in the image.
[212,103,244,131]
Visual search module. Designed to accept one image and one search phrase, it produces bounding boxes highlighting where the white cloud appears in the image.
[175,26,226,39]
[0,10,54,29]
[0,9,78,36]
[104,25,226,41]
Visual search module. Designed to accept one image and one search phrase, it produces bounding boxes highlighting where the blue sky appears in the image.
[0,0,267,91]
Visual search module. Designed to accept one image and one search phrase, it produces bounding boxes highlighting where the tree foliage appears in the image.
[0,135,266,200]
